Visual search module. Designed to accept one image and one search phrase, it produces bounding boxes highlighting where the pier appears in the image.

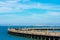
[24,28,60,30]
[8,28,60,40]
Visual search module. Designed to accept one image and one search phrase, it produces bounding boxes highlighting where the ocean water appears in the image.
[0,26,60,40]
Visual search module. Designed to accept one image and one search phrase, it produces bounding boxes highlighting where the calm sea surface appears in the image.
[0,26,60,40]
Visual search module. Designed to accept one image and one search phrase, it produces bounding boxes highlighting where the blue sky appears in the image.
[0,0,60,26]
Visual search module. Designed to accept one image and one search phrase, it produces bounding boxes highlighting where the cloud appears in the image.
[0,10,60,25]
[0,11,60,22]
[46,11,60,16]
[0,0,60,25]
[0,0,60,13]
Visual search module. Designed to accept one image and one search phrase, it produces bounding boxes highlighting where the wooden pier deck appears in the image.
[8,28,60,37]
[8,28,60,40]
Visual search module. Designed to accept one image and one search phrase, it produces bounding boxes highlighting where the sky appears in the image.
[0,0,60,26]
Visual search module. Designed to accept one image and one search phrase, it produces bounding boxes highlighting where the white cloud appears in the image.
[0,0,60,25]
[0,0,60,13]
[46,11,60,16]
[0,10,60,25]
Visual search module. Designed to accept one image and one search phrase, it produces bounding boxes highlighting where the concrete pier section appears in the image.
[8,28,60,40]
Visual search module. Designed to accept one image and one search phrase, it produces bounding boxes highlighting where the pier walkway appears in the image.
[8,28,60,40]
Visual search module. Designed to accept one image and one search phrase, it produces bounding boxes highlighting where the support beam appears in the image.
[41,36,42,40]
[49,38,51,40]
[53,38,55,40]
[44,37,46,40]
